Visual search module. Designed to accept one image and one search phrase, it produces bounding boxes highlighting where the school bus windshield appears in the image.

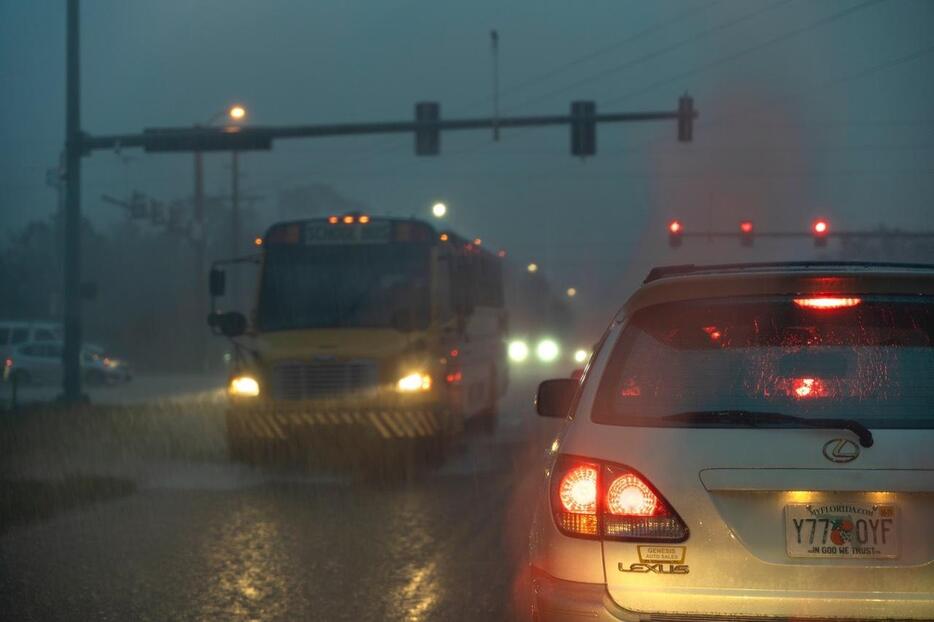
[257,243,430,331]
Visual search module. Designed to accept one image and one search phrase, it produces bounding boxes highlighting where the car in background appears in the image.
[0,320,62,359]
[84,343,132,384]
[4,341,132,386]
[530,262,934,621]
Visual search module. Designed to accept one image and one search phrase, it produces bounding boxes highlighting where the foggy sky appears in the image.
[2,0,933,331]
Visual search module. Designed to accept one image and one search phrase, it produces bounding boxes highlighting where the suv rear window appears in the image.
[593,296,934,429]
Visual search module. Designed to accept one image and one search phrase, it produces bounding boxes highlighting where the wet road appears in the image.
[0,374,563,621]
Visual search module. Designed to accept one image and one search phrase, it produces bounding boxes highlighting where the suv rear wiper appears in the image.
[660,410,874,448]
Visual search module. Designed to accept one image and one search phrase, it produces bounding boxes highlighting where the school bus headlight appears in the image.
[397,372,431,392]
[229,375,260,397]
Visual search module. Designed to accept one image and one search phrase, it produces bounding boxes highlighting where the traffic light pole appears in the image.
[230,150,240,306]
[62,0,83,403]
[193,149,206,370]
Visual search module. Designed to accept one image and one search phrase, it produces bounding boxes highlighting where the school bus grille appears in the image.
[271,360,379,400]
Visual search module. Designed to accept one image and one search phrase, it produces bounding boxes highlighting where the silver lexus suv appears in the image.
[530,262,934,621]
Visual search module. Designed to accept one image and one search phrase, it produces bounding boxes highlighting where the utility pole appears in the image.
[491,29,500,142]
[193,148,206,369]
[46,152,66,218]
[230,150,240,305]
[62,0,83,403]
[46,151,65,318]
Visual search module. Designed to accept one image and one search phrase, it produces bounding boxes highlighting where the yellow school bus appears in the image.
[209,213,508,462]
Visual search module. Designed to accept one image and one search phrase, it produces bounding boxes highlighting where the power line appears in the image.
[444,0,896,163]
[603,0,886,107]
[442,0,855,159]
[497,0,724,102]
[506,0,794,113]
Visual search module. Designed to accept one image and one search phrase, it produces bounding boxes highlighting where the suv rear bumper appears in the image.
[532,567,631,621]
[531,567,934,622]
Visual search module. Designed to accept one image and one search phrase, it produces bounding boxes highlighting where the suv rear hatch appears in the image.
[585,293,934,618]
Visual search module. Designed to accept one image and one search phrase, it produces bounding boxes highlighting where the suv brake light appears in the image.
[794,296,861,309]
[551,455,688,542]
[556,463,599,535]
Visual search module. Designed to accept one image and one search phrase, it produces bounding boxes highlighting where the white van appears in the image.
[0,321,63,359]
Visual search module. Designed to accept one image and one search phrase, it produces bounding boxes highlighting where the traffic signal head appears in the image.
[677,94,695,143]
[739,220,754,246]
[570,101,596,157]
[415,101,440,156]
[668,220,683,247]
[812,219,829,247]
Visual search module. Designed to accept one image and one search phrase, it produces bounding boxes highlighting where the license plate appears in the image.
[784,503,898,559]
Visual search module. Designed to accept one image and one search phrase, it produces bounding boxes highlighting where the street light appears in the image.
[432,202,447,218]
[566,287,577,298]
[203,103,247,127]
[228,105,246,121]
[527,263,538,273]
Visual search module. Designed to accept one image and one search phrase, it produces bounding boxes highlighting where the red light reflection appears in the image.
[620,379,641,397]
[791,377,826,399]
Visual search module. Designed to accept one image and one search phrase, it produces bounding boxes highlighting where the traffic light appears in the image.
[812,219,829,247]
[570,100,596,157]
[415,101,440,156]
[668,220,683,247]
[739,220,754,247]
[677,94,695,143]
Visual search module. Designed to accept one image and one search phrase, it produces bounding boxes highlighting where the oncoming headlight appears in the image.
[229,375,260,397]
[508,340,529,363]
[397,372,431,393]
[536,338,560,363]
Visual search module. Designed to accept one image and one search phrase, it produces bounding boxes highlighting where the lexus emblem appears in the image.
[822,438,860,463]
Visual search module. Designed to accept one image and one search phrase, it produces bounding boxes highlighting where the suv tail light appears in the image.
[550,455,688,542]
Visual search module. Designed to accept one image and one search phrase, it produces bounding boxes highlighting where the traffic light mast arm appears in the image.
[79,105,695,153]
[260,109,683,137]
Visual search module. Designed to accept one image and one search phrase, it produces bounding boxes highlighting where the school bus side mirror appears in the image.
[207,311,246,337]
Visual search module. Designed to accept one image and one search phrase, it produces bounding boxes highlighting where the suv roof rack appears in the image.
[643,261,934,284]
